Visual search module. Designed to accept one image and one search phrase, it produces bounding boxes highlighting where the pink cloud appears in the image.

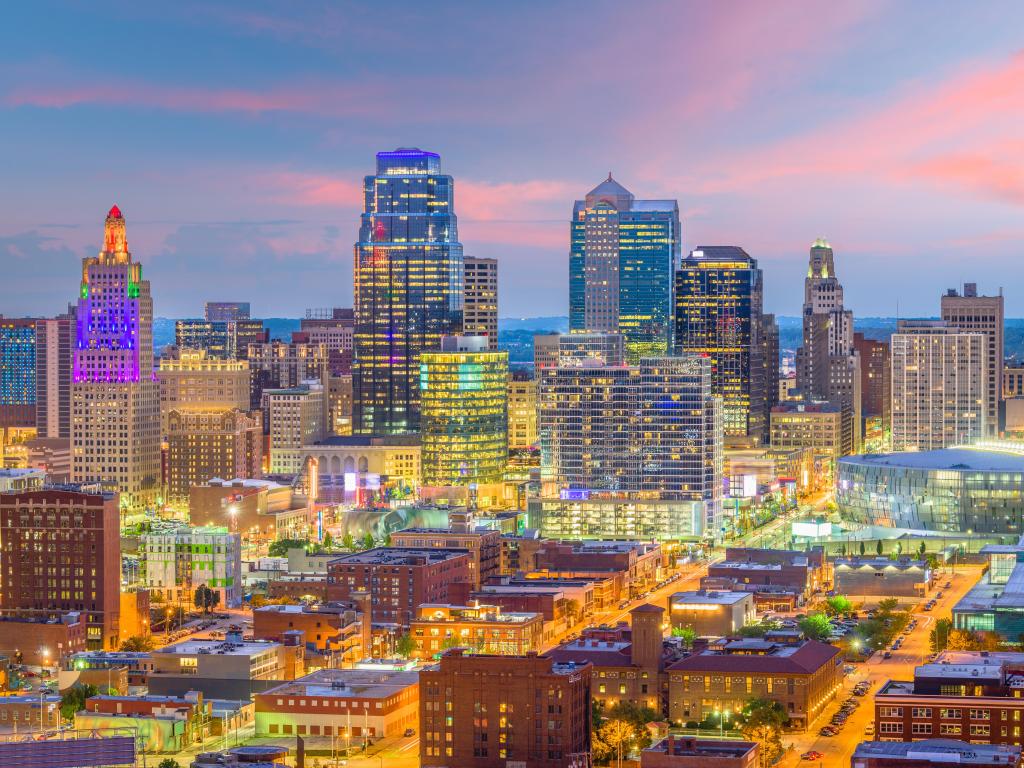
[260,171,363,208]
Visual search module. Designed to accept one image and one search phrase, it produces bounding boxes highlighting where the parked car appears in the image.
[404,728,416,737]
[883,651,892,659]
[802,751,824,761]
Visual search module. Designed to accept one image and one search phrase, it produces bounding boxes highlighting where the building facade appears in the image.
[165,409,262,503]
[508,372,538,449]
[463,257,498,350]
[204,302,250,323]
[140,524,243,608]
[770,400,853,463]
[0,317,38,429]
[409,603,544,658]
[853,332,891,439]
[300,308,354,376]
[891,321,987,451]
[35,312,74,439]
[674,246,769,444]
[942,283,1003,439]
[71,207,160,516]
[158,350,250,432]
[263,382,327,475]
[174,318,267,360]
[353,148,464,435]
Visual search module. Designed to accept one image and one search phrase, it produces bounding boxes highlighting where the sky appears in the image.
[2,1,1024,320]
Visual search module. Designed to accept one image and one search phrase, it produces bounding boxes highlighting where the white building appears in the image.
[263,381,327,475]
[140,524,242,608]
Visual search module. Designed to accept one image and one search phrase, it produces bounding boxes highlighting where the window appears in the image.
[911,723,932,735]
[911,707,932,718]
[940,709,962,719]
[969,709,991,720]
[970,724,991,736]
[940,724,962,736]
[879,707,903,718]
[879,722,902,734]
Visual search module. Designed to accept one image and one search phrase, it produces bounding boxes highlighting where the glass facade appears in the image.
[674,247,766,442]
[0,319,37,406]
[569,177,679,362]
[419,345,508,486]
[837,448,1024,534]
[353,148,464,435]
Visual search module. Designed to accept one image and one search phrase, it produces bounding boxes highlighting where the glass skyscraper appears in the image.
[569,175,679,361]
[0,318,37,427]
[674,246,768,444]
[353,148,464,435]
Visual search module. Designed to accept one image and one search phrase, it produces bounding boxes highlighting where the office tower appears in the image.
[327,374,353,435]
[420,337,508,490]
[175,318,268,360]
[140,523,243,608]
[158,349,251,434]
[0,486,121,650]
[247,338,329,410]
[795,239,862,450]
[557,332,625,367]
[532,333,561,372]
[770,400,853,464]
[941,283,1003,437]
[762,313,780,417]
[674,246,767,444]
[534,355,723,541]
[891,320,986,451]
[35,311,74,438]
[569,175,680,361]
[508,371,538,449]
[204,301,250,323]
[263,381,327,474]
[300,308,354,375]
[0,317,37,428]
[71,206,160,516]
[165,409,262,504]
[419,650,592,768]
[853,332,891,439]
[463,257,498,350]
[353,148,464,435]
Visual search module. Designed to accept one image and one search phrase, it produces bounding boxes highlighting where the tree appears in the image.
[268,538,315,558]
[738,620,781,638]
[322,531,334,550]
[119,635,155,652]
[859,541,866,556]
[193,585,220,614]
[947,629,986,651]
[825,595,852,617]
[671,626,696,648]
[740,698,788,768]
[877,597,900,615]
[930,618,952,652]
[60,683,98,721]
[876,540,884,556]
[395,633,417,659]
[919,541,927,558]
[599,718,634,768]
[798,613,832,642]
[605,701,660,747]
[342,532,355,550]
[158,760,182,768]
[362,532,375,550]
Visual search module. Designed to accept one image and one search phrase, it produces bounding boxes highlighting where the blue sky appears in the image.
[2,1,1024,318]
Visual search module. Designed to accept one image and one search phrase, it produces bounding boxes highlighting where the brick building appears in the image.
[0,486,121,650]
[642,736,759,768]
[706,547,829,601]
[389,527,500,589]
[667,636,842,730]
[253,601,368,663]
[326,548,471,628]
[409,602,544,659]
[0,615,86,666]
[852,740,1021,767]
[420,649,592,768]
[531,540,662,597]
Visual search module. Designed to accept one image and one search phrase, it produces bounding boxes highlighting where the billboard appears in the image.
[0,734,135,768]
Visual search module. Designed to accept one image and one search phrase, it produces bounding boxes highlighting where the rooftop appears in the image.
[645,737,757,759]
[313,434,421,447]
[329,547,470,566]
[261,668,418,700]
[841,447,1024,473]
[667,639,841,675]
[156,639,283,657]
[671,590,753,606]
[852,738,1021,765]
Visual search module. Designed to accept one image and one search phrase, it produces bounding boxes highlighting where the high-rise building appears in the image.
[327,374,353,436]
[569,175,680,361]
[140,523,243,608]
[71,207,160,516]
[353,148,464,435]
[534,351,723,541]
[165,409,262,503]
[762,313,780,419]
[508,372,538,450]
[795,239,862,451]
[158,349,251,434]
[941,283,1003,438]
[891,320,987,451]
[674,246,767,444]
[0,317,38,428]
[533,333,561,372]
[419,649,592,768]
[463,257,498,350]
[263,381,327,475]
[557,332,625,367]
[175,318,268,360]
[35,311,74,439]
[0,486,121,650]
[247,338,329,410]
[770,400,853,465]
[420,337,508,490]
[204,302,250,323]
[853,332,891,439]
[300,308,354,375]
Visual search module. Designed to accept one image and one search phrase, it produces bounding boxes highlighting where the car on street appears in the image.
[883,651,892,659]
[802,751,824,761]
[404,728,416,737]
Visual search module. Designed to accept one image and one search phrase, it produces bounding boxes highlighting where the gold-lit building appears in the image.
[158,349,251,434]
[508,372,537,449]
[165,409,262,504]
[420,337,508,491]
[409,602,544,659]
[327,374,352,436]
[463,257,498,350]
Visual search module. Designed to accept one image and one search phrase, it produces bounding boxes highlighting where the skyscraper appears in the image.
[853,332,891,441]
[353,148,464,434]
[175,318,268,359]
[71,207,160,516]
[941,283,1003,438]
[674,246,767,444]
[891,320,986,451]
[0,317,37,428]
[204,301,250,323]
[569,175,679,361]
[35,310,74,439]
[463,257,498,349]
[300,308,354,375]
[795,239,862,450]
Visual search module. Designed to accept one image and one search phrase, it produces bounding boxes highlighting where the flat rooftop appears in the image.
[852,738,1021,764]
[313,434,421,447]
[156,639,282,657]
[262,669,418,700]
[671,590,752,606]
[329,547,469,566]
[842,448,1024,473]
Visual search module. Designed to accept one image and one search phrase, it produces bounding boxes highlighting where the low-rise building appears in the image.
[0,614,87,666]
[0,695,60,732]
[253,602,367,663]
[302,434,421,504]
[255,668,419,740]
[189,477,313,541]
[80,693,212,748]
[852,739,1021,768]
[140,524,243,608]
[669,591,756,637]
[410,602,544,659]
[834,557,932,598]
[642,736,759,768]
[707,547,829,602]
[955,539,1024,641]
[667,637,842,729]
[531,540,662,597]
[390,526,500,589]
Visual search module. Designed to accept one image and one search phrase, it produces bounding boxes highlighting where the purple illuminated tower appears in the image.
[71,206,160,518]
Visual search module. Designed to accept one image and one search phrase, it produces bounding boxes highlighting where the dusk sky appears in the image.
[3,2,1024,319]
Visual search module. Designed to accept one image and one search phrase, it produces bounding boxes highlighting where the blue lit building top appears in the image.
[376,147,441,175]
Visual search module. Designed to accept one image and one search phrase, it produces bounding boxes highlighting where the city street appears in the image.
[778,564,983,767]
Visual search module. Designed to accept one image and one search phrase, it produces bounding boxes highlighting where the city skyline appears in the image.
[2,2,1024,319]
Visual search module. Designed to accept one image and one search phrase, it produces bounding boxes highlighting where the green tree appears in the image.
[740,698,788,768]
[599,718,636,766]
[877,597,900,615]
[825,595,853,617]
[193,585,220,614]
[918,541,927,558]
[119,634,155,652]
[322,531,334,550]
[342,532,355,550]
[362,532,375,550]
[876,539,884,556]
[670,626,696,648]
[798,613,832,642]
[395,633,417,659]
[60,683,98,721]
[859,541,866,556]
[930,618,953,652]
[738,620,781,638]
[268,538,314,557]
[158,760,182,768]
[384,532,393,546]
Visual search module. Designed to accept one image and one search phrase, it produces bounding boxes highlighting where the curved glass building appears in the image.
[837,447,1024,534]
